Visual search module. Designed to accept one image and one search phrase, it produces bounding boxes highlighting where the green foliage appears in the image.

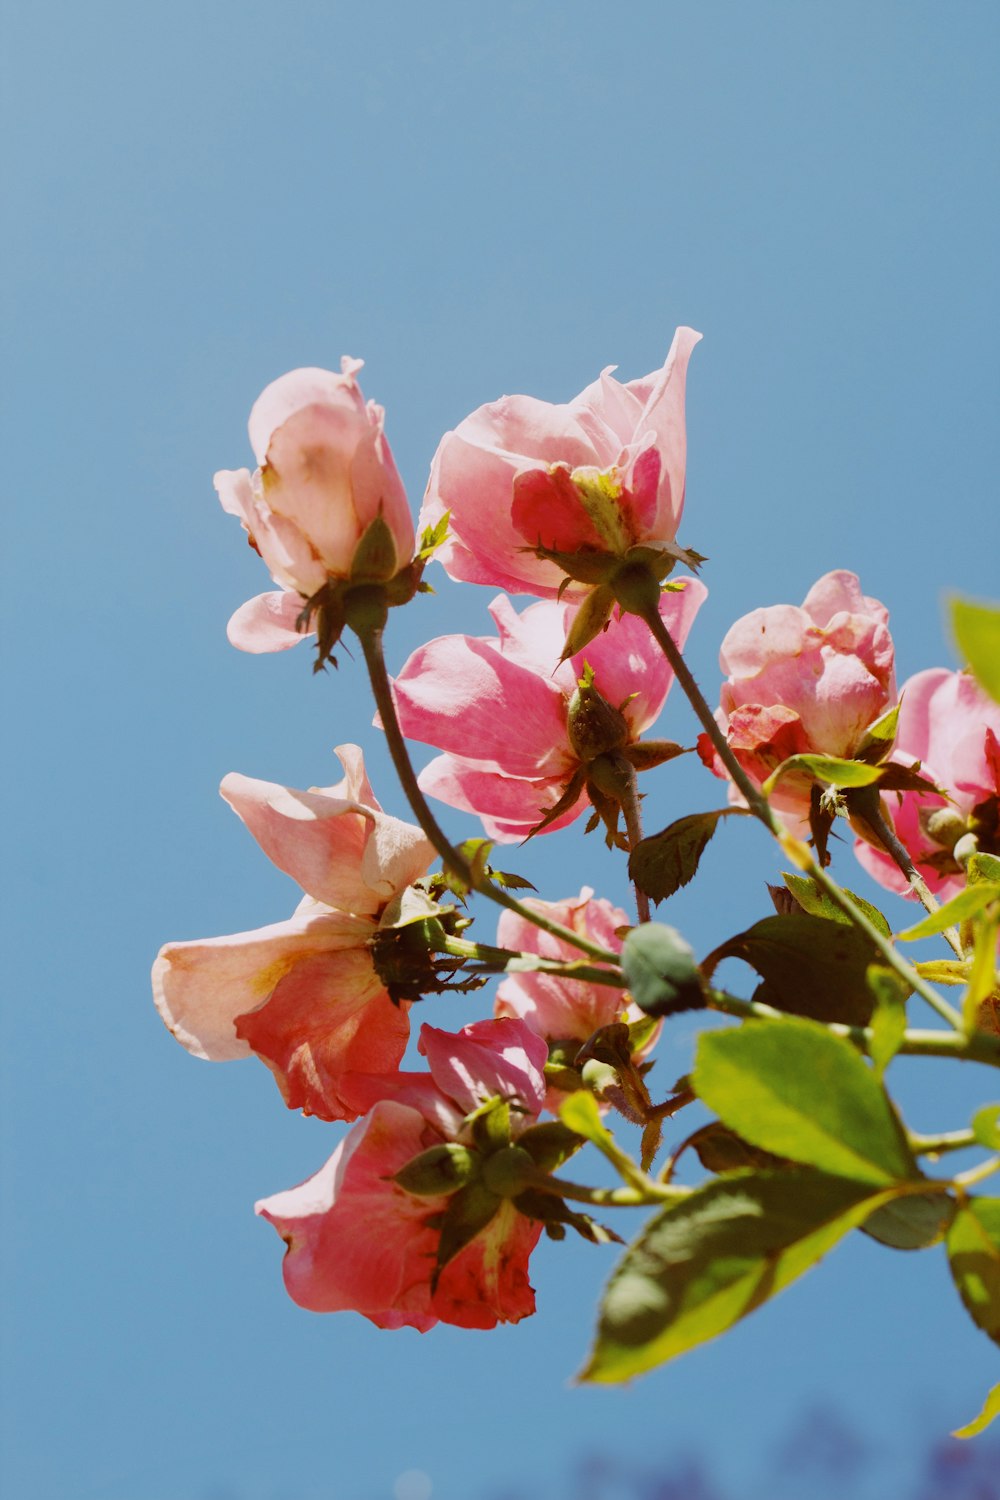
[951,596,1000,705]
[861,1192,956,1251]
[762,753,939,798]
[703,913,882,1025]
[972,1105,1000,1151]
[693,1017,918,1184]
[866,965,910,1078]
[895,882,1000,941]
[583,1168,896,1382]
[620,922,705,1016]
[629,810,745,903]
[947,1198,1000,1345]
[781,871,892,937]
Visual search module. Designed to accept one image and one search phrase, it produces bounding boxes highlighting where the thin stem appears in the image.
[618,757,651,924]
[852,788,963,957]
[639,604,965,1031]
[707,988,1000,1066]
[356,622,619,964]
[437,934,625,989]
[907,1128,978,1157]
[954,1155,1000,1190]
[528,1168,688,1209]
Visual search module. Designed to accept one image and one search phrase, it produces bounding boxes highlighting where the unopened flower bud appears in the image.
[919,805,968,852]
[394,1143,479,1197]
[954,832,980,867]
[480,1145,536,1199]
[567,675,630,762]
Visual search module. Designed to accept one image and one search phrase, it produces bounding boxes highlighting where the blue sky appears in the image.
[4,3,999,1498]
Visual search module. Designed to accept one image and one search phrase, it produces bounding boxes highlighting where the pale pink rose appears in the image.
[494,890,658,1111]
[854,669,1000,900]
[698,571,896,818]
[390,579,707,842]
[256,1019,548,1330]
[152,746,435,1120]
[216,359,415,651]
[419,329,701,598]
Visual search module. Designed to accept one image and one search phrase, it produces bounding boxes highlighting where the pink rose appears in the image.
[215,359,415,652]
[389,580,706,842]
[494,890,658,1111]
[854,669,1000,900]
[152,746,435,1120]
[419,329,701,599]
[256,1019,549,1330]
[698,571,896,818]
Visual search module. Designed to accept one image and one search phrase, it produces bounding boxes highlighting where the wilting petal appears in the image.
[152,907,372,1061]
[226,590,309,653]
[432,1200,542,1329]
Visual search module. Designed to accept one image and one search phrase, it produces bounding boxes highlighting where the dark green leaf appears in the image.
[782,872,892,938]
[687,1122,788,1174]
[584,1169,890,1382]
[621,922,705,1016]
[629,811,743,903]
[702,913,880,1025]
[693,1017,918,1184]
[862,1191,955,1250]
[951,596,1000,705]
[947,1198,1000,1345]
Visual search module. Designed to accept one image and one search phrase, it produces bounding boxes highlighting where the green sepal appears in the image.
[432,1181,502,1283]
[525,766,588,841]
[517,1121,583,1173]
[559,584,617,660]
[513,1189,624,1245]
[393,1143,479,1198]
[349,512,399,583]
[854,702,901,764]
[469,1096,511,1153]
[622,739,688,773]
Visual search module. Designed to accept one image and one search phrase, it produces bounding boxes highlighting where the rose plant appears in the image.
[155,337,1000,1440]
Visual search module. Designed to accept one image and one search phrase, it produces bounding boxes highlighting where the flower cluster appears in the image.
[155,335,1000,1368]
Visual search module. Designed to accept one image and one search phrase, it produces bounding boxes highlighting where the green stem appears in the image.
[707,988,1000,1066]
[906,1127,978,1157]
[639,604,965,1031]
[528,1168,688,1209]
[355,621,619,964]
[954,1155,1000,1189]
[437,934,625,989]
[617,756,651,925]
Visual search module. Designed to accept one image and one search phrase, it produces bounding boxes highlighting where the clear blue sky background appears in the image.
[4,3,999,1498]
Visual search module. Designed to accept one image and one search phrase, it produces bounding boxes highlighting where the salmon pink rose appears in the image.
[419,328,701,600]
[854,669,1000,901]
[698,571,896,821]
[152,746,435,1120]
[389,579,706,842]
[216,359,415,653]
[256,1019,549,1330]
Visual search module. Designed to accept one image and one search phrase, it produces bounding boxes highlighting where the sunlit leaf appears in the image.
[895,883,1000,941]
[947,1198,1000,1346]
[782,871,891,938]
[951,596,1000,705]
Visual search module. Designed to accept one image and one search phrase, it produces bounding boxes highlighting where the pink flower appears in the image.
[419,329,702,599]
[854,669,1000,900]
[494,890,658,1111]
[256,1018,549,1330]
[215,359,415,652]
[389,579,706,842]
[152,746,435,1120]
[698,571,896,819]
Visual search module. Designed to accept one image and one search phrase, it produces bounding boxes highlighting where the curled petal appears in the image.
[226,591,310,653]
[418,1018,548,1119]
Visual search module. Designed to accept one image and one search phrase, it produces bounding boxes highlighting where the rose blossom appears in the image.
[389,579,706,842]
[215,359,415,652]
[854,668,1000,901]
[419,328,701,599]
[698,570,896,820]
[256,1018,549,1330]
[152,745,435,1120]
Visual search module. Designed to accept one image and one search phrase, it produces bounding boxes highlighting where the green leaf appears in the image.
[866,965,910,1078]
[953,1381,1000,1439]
[621,922,705,1017]
[559,1091,618,1155]
[782,872,892,938]
[693,1017,918,1184]
[913,958,971,987]
[687,1122,787,1175]
[861,1191,956,1250]
[895,882,1000,941]
[583,1168,892,1382]
[969,853,1000,885]
[702,913,881,1026]
[972,1105,1000,1150]
[947,1198,1000,1345]
[964,904,1000,1031]
[628,810,743,903]
[951,596,1000,705]
[763,753,938,798]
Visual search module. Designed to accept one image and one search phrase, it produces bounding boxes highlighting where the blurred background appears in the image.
[3,2,998,1496]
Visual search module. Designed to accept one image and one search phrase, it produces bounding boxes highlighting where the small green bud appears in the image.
[919,805,968,852]
[393,1143,479,1197]
[610,559,662,615]
[480,1145,536,1199]
[567,681,630,762]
